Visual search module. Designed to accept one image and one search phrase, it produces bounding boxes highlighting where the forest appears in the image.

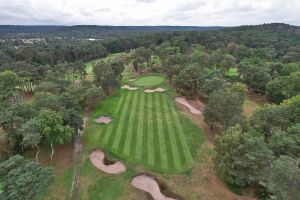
[0,23,299,200]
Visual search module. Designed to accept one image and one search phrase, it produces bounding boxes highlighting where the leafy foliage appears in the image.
[0,155,53,200]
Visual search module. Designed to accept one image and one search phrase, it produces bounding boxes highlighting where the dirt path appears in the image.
[70,116,88,200]
[174,98,255,200]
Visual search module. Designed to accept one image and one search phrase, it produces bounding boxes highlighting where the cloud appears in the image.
[136,0,155,3]
[0,0,299,26]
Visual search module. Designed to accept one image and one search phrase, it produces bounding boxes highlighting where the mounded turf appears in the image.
[134,75,164,87]
[90,88,200,173]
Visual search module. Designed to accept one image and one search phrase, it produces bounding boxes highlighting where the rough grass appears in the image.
[243,99,260,117]
[87,177,124,199]
[134,75,164,87]
[39,167,73,200]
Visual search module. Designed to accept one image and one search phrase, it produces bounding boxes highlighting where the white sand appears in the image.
[131,175,177,200]
[144,87,166,93]
[94,116,113,124]
[90,149,126,174]
[175,97,201,115]
[121,84,138,91]
[128,79,136,82]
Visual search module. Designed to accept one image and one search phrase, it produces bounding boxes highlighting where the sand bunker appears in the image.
[121,84,138,91]
[94,116,113,124]
[144,87,166,93]
[90,149,126,174]
[128,79,136,82]
[175,97,201,115]
[131,174,177,200]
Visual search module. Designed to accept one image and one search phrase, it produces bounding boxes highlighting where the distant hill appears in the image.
[0,25,65,33]
[0,25,224,33]
[232,23,300,33]
[0,23,298,38]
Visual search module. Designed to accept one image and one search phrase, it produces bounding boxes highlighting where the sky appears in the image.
[0,0,299,26]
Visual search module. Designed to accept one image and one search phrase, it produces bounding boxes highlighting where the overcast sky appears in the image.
[0,0,299,26]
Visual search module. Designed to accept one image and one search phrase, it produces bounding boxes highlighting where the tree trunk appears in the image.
[50,141,54,164]
[35,144,40,163]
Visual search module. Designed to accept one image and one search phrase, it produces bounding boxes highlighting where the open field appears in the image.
[87,85,200,172]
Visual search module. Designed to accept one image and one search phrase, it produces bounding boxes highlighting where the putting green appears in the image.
[134,76,164,87]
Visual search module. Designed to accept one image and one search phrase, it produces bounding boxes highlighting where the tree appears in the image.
[265,156,300,200]
[283,95,300,123]
[229,82,247,102]
[241,65,271,94]
[18,119,42,163]
[280,63,300,76]
[220,54,237,72]
[215,126,274,186]
[266,72,300,103]
[266,76,291,103]
[250,104,291,141]
[93,61,118,95]
[36,109,74,163]
[111,60,125,79]
[132,47,152,72]
[201,78,225,97]
[0,155,53,200]
[175,64,202,95]
[0,70,20,103]
[268,131,300,158]
[204,89,244,129]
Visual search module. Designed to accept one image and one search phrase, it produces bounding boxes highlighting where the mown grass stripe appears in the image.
[147,94,155,166]
[135,92,145,160]
[117,92,135,152]
[155,93,168,169]
[152,95,161,166]
[158,94,174,169]
[169,99,193,164]
[102,93,126,144]
[112,91,133,149]
[123,92,138,155]
[162,94,181,169]
[142,94,149,163]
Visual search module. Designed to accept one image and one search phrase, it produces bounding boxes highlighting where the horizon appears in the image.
[0,23,297,27]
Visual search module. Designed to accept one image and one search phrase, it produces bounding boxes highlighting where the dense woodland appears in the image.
[0,23,300,200]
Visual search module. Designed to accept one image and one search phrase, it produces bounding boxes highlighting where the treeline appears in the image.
[0,25,224,38]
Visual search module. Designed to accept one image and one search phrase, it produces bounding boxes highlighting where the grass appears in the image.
[134,75,164,87]
[85,82,202,173]
[87,177,124,199]
[226,68,238,77]
[39,167,73,200]
[85,53,126,75]
[243,99,260,117]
